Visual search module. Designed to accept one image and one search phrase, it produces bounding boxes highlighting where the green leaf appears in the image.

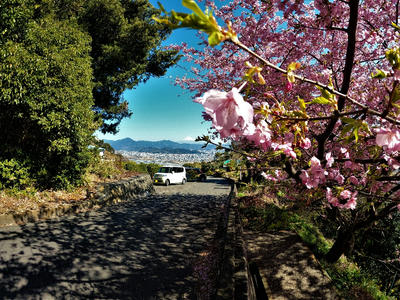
[341,124,353,136]
[353,126,359,142]
[392,87,400,103]
[182,0,206,20]
[371,69,387,79]
[208,31,224,47]
[340,118,367,143]
[298,96,306,111]
[288,62,300,71]
[316,86,333,100]
[157,2,166,13]
[392,103,400,110]
[392,22,400,31]
[386,48,400,69]
[311,96,332,105]
[341,117,356,125]
[153,0,224,47]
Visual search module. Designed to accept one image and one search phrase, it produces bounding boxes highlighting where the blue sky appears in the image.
[96,0,210,143]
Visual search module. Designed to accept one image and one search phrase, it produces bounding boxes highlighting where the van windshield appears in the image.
[158,167,172,173]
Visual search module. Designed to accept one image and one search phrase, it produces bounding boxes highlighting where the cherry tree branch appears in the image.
[383,81,399,117]
[377,175,400,181]
[336,158,387,164]
[316,0,359,159]
[290,13,347,33]
[196,136,258,159]
[275,109,366,122]
[229,38,400,126]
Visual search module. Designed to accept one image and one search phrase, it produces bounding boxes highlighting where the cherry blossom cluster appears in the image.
[155,0,400,215]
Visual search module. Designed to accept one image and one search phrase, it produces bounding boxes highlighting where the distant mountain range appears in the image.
[103,138,215,154]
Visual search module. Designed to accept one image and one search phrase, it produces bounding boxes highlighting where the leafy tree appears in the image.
[0,14,96,188]
[0,0,35,44]
[46,0,180,133]
[157,0,400,266]
[93,138,115,154]
[0,0,179,189]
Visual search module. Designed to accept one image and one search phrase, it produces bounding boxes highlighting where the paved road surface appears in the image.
[0,177,230,299]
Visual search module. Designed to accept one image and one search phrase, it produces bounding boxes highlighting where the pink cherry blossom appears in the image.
[194,88,254,138]
[329,170,344,185]
[394,69,400,81]
[272,142,297,159]
[383,154,400,170]
[342,197,357,210]
[325,152,334,168]
[245,120,272,150]
[309,157,323,170]
[300,157,327,189]
[349,176,359,185]
[280,144,297,159]
[326,187,340,207]
[340,148,350,159]
[326,188,357,210]
[300,170,314,189]
[344,161,361,171]
[299,137,311,150]
[376,128,400,152]
[261,171,278,182]
[341,191,358,210]
[285,81,293,92]
[340,190,352,199]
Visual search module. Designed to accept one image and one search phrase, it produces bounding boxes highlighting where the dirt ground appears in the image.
[243,230,339,299]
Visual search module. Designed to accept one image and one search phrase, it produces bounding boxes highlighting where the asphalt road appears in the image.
[0,177,231,299]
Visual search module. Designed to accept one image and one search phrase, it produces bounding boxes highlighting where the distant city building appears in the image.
[117,150,216,164]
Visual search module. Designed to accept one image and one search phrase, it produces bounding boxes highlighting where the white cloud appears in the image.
[183,136,195,142]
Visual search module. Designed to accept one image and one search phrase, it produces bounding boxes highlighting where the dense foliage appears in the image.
[0,7,95,188]
[0,0,178,189]
[36,0,180,133]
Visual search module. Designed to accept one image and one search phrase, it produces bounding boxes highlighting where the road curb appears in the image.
[214,181,236,299]
[215,183,267,300]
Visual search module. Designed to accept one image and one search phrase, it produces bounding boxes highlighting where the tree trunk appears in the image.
[324,227,355,263]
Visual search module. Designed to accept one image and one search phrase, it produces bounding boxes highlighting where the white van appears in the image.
[153,165,186,186]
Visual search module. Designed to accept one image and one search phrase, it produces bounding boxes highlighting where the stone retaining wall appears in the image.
[0,174,154,227]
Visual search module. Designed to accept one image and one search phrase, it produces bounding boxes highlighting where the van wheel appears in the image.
[165,180,170,186]
[182,178,186,185]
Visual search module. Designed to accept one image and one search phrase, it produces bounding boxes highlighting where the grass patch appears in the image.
[0,151,138,216]
[240,203,331,257]
[239,195,393,299]
[322,258,394,300]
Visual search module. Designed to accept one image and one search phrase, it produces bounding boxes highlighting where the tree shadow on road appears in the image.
[0,192,229,299]
[243,230,338,300]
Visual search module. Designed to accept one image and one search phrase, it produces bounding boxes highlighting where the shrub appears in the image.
[0,159,33,189]
[123,161,161,177]
[146,163,161,178]
[86,151,121,180]
[124,161,147,173]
